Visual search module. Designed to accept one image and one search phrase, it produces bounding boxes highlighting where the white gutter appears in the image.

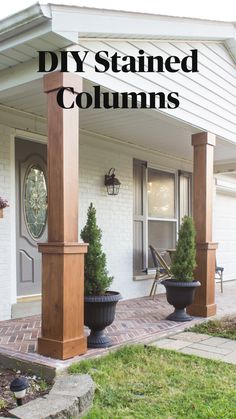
[0,3,51,40]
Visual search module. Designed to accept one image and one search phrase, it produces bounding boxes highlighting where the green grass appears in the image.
[190,317,236,340]
[69,345,236,418]
[0,399,7,409]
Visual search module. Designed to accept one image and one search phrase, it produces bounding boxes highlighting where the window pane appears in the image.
[179,174,191,222]
[24,164,47,239]
[148,169,175,218]
[133,160,146,273]
[148,220,176,268]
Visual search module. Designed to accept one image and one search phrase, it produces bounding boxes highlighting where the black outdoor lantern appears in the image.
[104,168,121,196]
[10,377,29,406]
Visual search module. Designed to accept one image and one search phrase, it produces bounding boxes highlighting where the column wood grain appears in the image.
[187,132,217,318]
[38,72,87,360]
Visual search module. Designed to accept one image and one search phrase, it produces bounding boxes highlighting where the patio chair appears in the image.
[215,263,224,293]
[149,245,172,298]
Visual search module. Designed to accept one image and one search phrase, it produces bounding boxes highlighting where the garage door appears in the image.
[213,190,236,281]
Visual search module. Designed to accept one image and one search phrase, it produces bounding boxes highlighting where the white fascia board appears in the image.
[50,4,235,41]
[1,3,236,59]
[50,5,236,62]
[225,25,236,63]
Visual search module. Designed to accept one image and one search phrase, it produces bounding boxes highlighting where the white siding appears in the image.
[79,40,236,143]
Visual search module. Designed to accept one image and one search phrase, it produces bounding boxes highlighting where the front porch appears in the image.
[1,9,236,360]
[0,282,234,377]
[1,74,236,359]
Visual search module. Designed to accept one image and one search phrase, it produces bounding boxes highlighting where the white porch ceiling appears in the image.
[0,78,236,164]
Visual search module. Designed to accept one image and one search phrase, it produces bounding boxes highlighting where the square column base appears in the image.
[38,336,87,360]
[187,242,217,318]
[187,303,216,318]
[38,242,88,360]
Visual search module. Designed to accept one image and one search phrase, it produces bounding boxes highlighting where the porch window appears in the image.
[178,170,192,223]
[133,160,192,275]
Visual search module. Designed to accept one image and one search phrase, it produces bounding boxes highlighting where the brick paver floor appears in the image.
[0,281,235,372]
[0,294,203,370]
[0,295,197,355]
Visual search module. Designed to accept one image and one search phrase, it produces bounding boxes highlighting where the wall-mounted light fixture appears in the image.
[104,168,121,196]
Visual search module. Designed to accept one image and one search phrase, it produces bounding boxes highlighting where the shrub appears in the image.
[81,203,113,295]
[170,216,197,282]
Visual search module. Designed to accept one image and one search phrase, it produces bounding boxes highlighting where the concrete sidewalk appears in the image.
[153,331,236,364]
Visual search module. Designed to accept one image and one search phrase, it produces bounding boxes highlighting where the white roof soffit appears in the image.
[0,3,236,60]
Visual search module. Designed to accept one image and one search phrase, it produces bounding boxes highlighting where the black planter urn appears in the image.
[162,280,201,322]
[84,291,122,348]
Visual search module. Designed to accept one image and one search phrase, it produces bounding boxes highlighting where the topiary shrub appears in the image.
[81,203,113,295]
[170,216,197,282]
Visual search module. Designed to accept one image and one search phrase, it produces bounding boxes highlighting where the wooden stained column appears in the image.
[188,132,217,317]
[38,72,87,360]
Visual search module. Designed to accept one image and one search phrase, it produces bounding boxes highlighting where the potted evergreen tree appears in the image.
[162,216,200,322]
[81,203,122,348]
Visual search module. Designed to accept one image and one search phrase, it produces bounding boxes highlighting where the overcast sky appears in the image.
[1,0,236,21]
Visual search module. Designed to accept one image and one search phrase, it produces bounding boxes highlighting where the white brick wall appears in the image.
[79,138,135,298]
[0,125,15,320]
[79,133,192,299]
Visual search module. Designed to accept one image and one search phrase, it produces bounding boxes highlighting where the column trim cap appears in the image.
[43,72,83,93]
[38,242,88,254]
[187,303,217,317]
[196,242,218,250]
[192,132,216,147]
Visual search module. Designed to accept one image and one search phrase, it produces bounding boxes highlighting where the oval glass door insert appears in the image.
[24,164,47,239]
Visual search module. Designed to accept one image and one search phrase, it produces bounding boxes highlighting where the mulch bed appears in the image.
[190,315,236,340]
[0,368,51,417]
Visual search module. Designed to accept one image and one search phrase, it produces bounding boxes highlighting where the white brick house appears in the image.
[0,3,236,321]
